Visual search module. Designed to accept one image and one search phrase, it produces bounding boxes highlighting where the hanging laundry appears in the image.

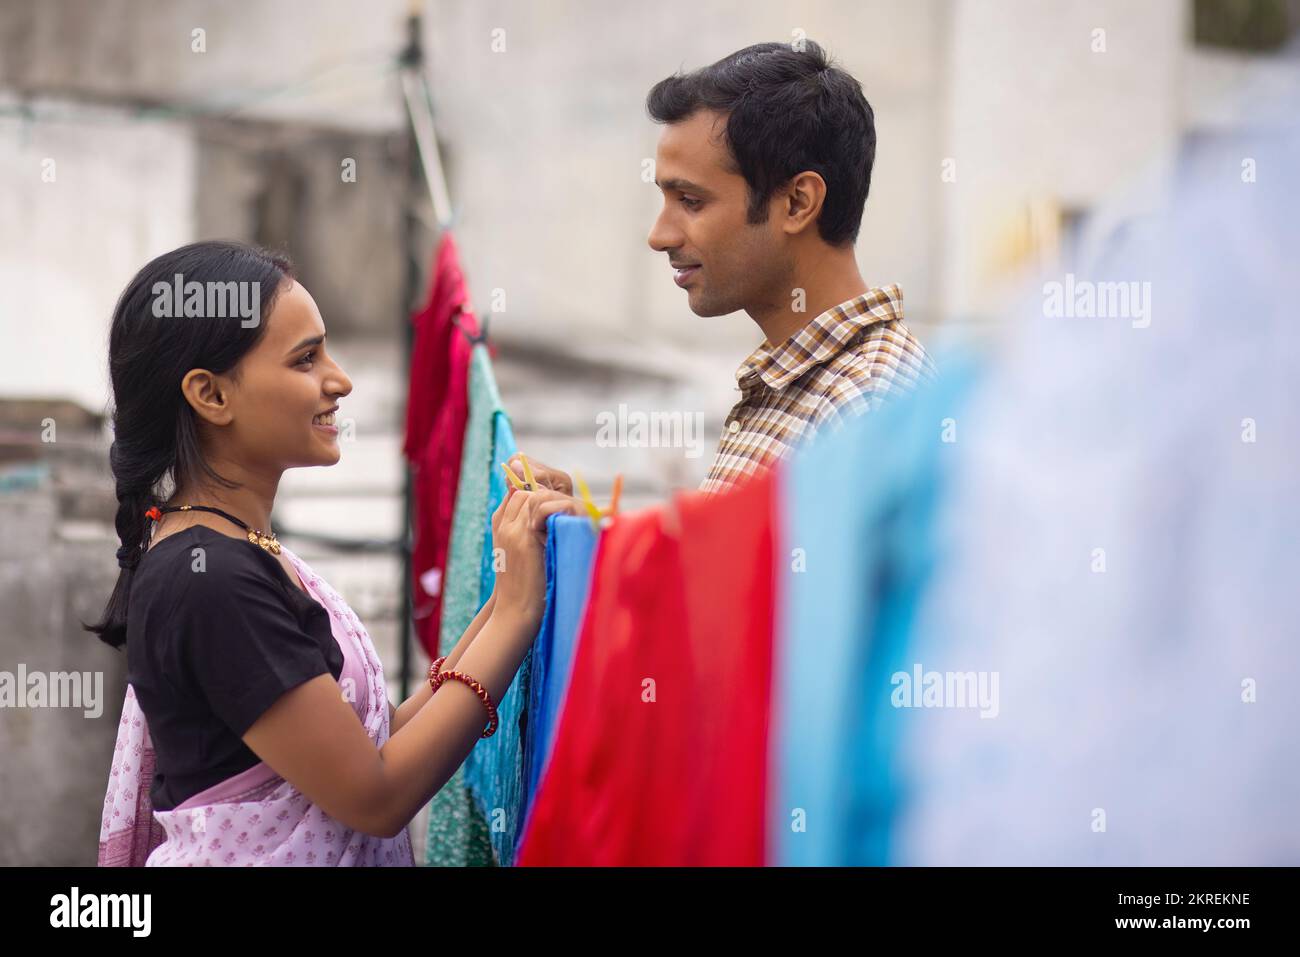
[777,89,1300,866]
[478,413,516,600]
[517,513,600,855]
[404,231,479,659]
[461,409,532,865]
[771,361,974,866]
[423,342,501,867]
[516,474,776,866]
[885,105,1300,866]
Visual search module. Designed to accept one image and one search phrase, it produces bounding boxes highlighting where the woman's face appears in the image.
[222,280,354,470]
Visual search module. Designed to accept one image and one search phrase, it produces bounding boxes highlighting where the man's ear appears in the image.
[180,368,234,426]
[780,171,828,237]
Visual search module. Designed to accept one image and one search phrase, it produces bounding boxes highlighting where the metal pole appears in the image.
[401,70,453,228]
[397,9,423,700]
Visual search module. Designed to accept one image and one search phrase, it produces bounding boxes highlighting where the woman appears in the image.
[86,240,574,865]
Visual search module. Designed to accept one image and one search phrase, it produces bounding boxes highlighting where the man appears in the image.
[512,40,934,499]
[646,40,936,493]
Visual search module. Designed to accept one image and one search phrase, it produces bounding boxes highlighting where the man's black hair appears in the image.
[646,40,875,247]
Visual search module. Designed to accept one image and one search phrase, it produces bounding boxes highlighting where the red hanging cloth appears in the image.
[404,232,480,658]
[517,471,778,865]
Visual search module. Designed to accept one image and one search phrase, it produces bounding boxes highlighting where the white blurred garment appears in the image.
[891,73,1300,865]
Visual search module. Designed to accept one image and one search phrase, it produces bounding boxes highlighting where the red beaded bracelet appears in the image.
[427,657,497,737]
[435,670,499,739]
[427,656,448,692]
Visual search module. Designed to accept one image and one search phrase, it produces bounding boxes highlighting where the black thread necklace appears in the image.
[154,504,281,555]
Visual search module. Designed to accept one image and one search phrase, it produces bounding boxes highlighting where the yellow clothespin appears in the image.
[572,471,605,531]
[519,453,537,491]
[501,454,538,491]
[500,461,530,492]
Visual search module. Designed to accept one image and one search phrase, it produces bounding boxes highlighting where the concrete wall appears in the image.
[0,96,196,414]
[0,443,127,866]
[0,0,407,133]
[940,0,1188,328]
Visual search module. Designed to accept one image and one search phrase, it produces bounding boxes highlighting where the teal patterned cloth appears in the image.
[424,344,502,867]
[463,411,532,864]
[437,345,500,657]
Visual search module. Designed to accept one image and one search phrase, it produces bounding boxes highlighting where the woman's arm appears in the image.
[243,605,538,838]
[368,606,538,835]
[390,590,498,735]
[238,487,567,839]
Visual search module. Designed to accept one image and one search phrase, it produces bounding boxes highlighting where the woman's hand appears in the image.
[489,487,583,627]
[503,453,573,496]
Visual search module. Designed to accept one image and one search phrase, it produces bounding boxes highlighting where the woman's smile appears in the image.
[312,408,339,436]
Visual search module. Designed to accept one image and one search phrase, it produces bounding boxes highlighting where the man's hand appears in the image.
[503,453,573,496]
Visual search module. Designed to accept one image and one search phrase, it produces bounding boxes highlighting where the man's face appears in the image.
[648,109,789,317]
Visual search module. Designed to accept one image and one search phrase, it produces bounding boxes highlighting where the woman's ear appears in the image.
[180,368,234,426]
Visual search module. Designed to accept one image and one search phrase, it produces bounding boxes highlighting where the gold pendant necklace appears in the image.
[156,504,282,555]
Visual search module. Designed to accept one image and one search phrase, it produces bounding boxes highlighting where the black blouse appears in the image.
[125,525,344,811]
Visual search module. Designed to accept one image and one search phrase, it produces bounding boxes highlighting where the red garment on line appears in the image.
[516,471,778,865]
[403,232,479,658]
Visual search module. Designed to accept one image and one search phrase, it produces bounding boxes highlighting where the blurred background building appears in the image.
[1,0,1297,863]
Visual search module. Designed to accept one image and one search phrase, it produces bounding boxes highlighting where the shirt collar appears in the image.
[736,284,905,393]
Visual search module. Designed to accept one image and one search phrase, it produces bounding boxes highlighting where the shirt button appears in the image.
[728,420,740,434]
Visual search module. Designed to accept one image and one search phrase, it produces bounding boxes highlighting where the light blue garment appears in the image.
[772,358,977,866]
[479,411,515,600]
[515,513,600,861]
[462,409,533,865]
[889,85,1300,865]
[776,77,1300,866]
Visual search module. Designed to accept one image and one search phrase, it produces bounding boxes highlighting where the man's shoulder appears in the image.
[818,319,937,406]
